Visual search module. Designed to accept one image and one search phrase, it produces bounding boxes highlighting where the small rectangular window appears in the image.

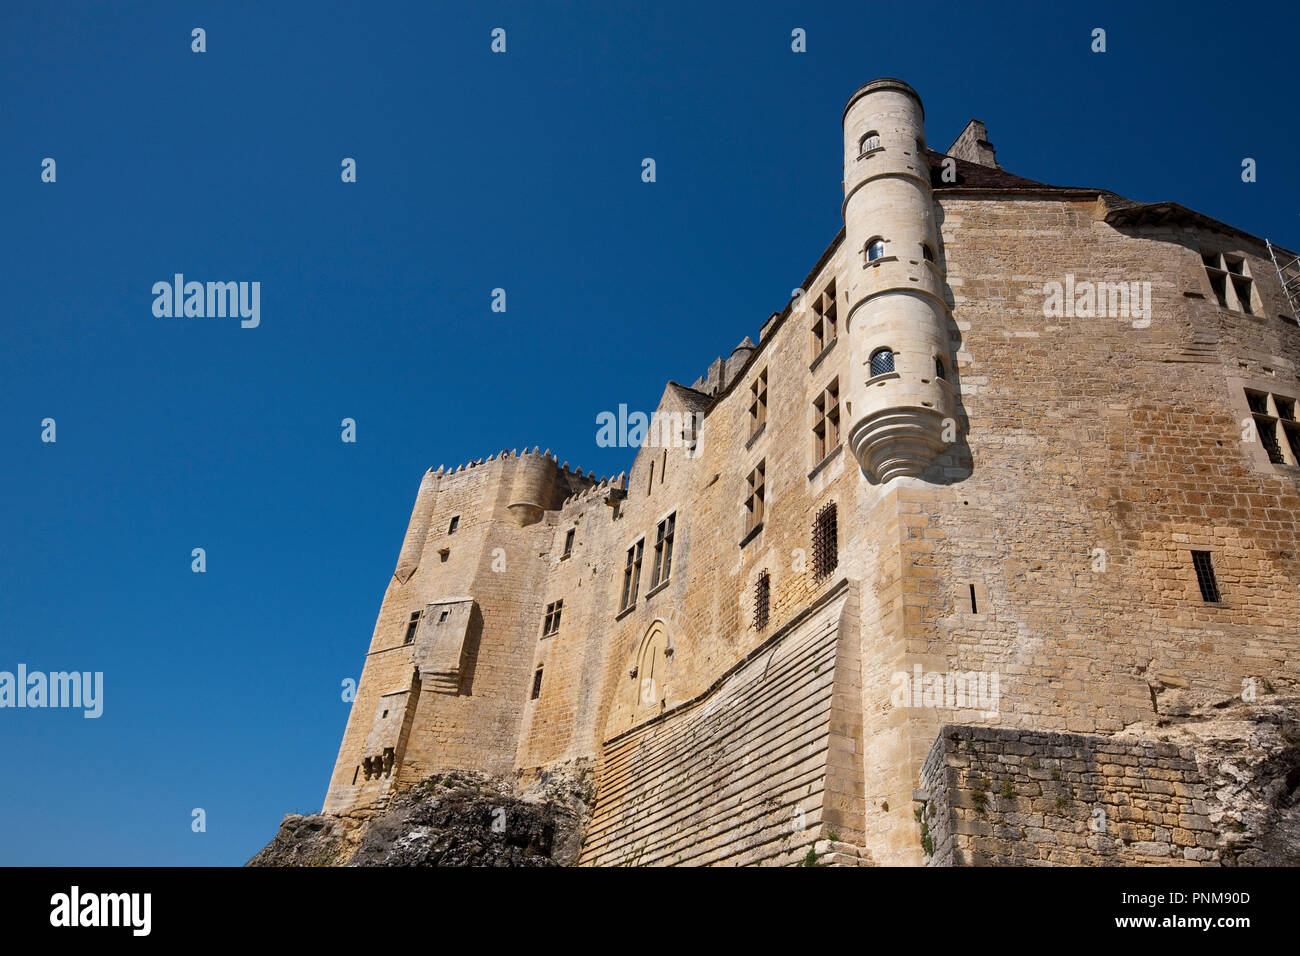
[969,584,978,614]
[651,512,676,587]
[813,378,841,463]
[1285,422,1300,462]
[563,528,575,557]
[448,515,459,534]
[745,461,766,535]
[1245,390,1287,464]
[1191,551,1220,603]
[531,668,543,700]
[1232,275,1254,314]
[621,539,644,611]
[809,281,837,362]
[438,610,449,623]
[1203,252,1254,313]
[1259,421,1285,463]
[542,599,563,636]
[403,610,422,644]
[749,368,768,436]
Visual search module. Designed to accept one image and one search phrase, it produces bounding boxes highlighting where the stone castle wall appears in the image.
[918,725,1217,865]
[321,79,1300,865]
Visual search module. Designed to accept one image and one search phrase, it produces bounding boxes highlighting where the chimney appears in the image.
[947,119,1001,169]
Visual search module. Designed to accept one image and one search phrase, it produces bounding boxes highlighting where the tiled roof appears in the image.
[924,148,1099,195]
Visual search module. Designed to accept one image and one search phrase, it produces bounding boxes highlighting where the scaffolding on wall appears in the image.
[1267,239,1300,322]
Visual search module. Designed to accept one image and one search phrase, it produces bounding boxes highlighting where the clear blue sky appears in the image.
[1,1,1296,865]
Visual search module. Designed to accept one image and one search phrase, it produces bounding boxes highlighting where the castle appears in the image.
[319,79,1300,866]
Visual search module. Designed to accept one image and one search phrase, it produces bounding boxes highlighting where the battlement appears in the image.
[433,447,602,484]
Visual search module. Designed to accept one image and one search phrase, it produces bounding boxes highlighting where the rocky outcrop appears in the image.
[1124,687,1300,866]
[249,764,595,867]
[916,689,1300,867]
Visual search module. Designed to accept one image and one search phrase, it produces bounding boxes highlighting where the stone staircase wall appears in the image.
[579,583,859,866]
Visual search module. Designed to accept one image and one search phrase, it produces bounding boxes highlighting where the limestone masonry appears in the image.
[308,79,1300,866]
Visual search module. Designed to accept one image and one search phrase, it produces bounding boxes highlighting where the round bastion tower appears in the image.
[842,79,958,482]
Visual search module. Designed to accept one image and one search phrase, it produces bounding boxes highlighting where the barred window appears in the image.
[813,378,841,463]
[745,461,765,535]
[403,610,422,645]
[859,131,880,154]
[621,539,644,611]
[812,502,838,581]
[651,512,676,587]
[754,570,771,630]
[870,348,895,377]
[749,368,767,436]
[1191,551,1220,603]
[542,600,563,636]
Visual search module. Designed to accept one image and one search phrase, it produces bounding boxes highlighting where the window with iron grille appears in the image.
[621,539,644,611]
[1191,551,1220,603]
[651,512,676,587]
[813,378,841,463]
[749,368,767,436]
[859,131,880,154]
[811,502,838,581]
[744,461,765,535]
[810,281,837,360]
[542,600,563,636]
[531,668,544,700]
[1202,252,1255,313]
[403,610,422,645]
[754,570,771,630]
[562,527,575,557]
[870,348,895,377]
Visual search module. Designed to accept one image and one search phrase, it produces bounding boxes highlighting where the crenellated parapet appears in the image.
[560,471,628,512]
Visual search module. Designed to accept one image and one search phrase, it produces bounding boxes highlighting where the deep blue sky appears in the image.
[2,1,1296,865]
